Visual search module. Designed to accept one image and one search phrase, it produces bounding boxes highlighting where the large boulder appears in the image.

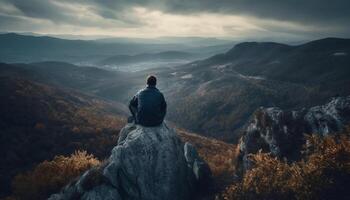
[49,123,211,200]
[237,96,350,173]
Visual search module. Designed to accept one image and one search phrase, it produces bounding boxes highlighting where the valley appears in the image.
[1,34,350,199]
[2,37,350,142]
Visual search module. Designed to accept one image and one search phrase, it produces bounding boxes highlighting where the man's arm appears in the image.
[160,94,167,119]
[129,95,138,118]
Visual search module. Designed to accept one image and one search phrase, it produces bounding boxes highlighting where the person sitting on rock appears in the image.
[128,75,167,126]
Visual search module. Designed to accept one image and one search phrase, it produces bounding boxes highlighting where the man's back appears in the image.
[129,85,167,126]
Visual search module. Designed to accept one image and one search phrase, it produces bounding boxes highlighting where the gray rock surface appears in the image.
[184,143,212,190]
[237,96,350,173]
[49,123,211,200]
[305,96,350,135]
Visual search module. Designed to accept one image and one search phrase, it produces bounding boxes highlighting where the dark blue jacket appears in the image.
[129,86,167,126]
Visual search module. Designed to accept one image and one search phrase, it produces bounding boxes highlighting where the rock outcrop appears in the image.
[49,123,211,200]
[184,143,212,190]
[237,96,350,173]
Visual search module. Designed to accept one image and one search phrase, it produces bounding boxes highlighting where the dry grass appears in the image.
[177,128,239,199]
[218,128,350,200]
[11,124,349,200]
[10,151,100,200]
[178,129,237,177]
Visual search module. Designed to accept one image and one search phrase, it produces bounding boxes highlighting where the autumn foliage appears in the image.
[218,130,350,200]
[178,129,237,177]
[10,151,100,200]
[0,77,125,197]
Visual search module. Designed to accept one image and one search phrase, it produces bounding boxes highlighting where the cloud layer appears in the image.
[0,0,349,39]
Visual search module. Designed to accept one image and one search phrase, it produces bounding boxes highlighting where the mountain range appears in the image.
[157,38,350,141]
[1,35,350,198]
[0,33,233,64]
[1,37,350,142]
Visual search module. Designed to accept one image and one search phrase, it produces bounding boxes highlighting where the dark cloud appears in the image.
[191,0,348,27]
[71,0,350,26]
[0,0,349,38]
[4,0,71,23]
[0,15,34,31]
[0,0,141,28]
[6,0,349,26]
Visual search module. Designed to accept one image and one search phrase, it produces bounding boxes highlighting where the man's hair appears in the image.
[147,75,157,86]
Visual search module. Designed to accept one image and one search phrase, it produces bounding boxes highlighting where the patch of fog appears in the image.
[74,61,95,66]
[237,73,265,80]
[100,60,189,72]
[212,63,231,70]
[181,74,193,79]
[333,52,347,56]
[196,80,214,96]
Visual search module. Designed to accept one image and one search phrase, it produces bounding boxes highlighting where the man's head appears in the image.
[147,75,157,86]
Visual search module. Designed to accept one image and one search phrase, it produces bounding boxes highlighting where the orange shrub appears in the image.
[218,132,350,200]
[11,151,100,200]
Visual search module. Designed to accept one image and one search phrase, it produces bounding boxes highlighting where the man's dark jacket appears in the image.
[129,85,167,126]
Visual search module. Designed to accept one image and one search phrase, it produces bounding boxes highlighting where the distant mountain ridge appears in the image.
[0,33,172,63]
[0,33,233,64]
[198,37,350,84]
[98,51,196,66]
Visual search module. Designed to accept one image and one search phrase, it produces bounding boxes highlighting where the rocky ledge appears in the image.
[49,123,211,200]
[237,96,350,173]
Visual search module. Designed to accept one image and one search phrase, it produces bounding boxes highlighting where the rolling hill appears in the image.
[156,38,350,141]
[0,75,126,197]
[0,33,233,64]
[1,37,349,143]
[194,38,350,85]
[0,72,237,199]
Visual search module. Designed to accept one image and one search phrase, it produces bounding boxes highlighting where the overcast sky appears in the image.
[0,0,349,40]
